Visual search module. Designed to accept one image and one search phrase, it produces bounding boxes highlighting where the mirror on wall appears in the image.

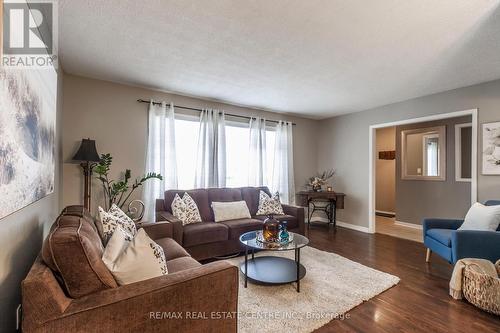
[455,123,472,182]
[401,126,446,180]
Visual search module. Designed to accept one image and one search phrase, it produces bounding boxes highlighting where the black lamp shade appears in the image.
[72,139,100,162]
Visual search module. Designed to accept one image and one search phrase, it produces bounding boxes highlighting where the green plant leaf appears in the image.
[93,153,162,208]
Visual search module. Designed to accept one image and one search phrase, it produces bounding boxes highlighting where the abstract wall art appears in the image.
[482,121,500,175]
[0,67,57,219]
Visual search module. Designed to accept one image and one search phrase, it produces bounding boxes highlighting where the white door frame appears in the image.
[368,109,478,234]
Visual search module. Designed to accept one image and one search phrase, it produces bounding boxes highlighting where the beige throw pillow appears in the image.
[171,193,202,225]
[102,227,130,265]
[212,201,251,222]
[256,190,284,216]
[102,228,168,285]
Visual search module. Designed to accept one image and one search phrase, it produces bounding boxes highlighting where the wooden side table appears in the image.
[296,191,346,229]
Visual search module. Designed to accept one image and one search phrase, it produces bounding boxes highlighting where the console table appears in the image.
[296,191,346,229]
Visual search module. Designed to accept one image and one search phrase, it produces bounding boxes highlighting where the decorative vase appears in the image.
[263,214,280,242]
[279,221,289,243]
[312,184,321,192]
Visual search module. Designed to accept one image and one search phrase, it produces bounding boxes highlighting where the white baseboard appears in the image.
[375,210,395,216]
[394,220,423,230]
[337,221,371,233]
[309,217,371,233]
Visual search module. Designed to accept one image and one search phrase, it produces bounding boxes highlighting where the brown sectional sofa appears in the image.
[22,206,238,333]
[155,186,305,260]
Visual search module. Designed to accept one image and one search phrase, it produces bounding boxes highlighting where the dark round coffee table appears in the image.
[239,230,309,292]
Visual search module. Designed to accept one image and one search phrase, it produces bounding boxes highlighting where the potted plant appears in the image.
[93,153,162,211]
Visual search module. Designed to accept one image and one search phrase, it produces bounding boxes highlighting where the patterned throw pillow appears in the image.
[171,193,202,225]
[98,206,136,244]
[108,204,137,236]
[149,240,168,275]
[256,190,284,216]
[171,194,186,221]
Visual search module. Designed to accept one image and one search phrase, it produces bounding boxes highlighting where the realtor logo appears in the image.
[2,0,57,68]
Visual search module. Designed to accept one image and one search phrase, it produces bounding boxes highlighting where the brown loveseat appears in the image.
[22,206,238,333]
[155,186,305,260]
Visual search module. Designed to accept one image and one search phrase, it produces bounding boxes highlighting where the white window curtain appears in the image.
[194,109,226,188]
[272,121,295,204]
[142,102,177,222]
[248,117,267,186]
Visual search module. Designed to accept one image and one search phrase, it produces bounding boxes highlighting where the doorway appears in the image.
[373,126,412,239]
[368,109,478,238]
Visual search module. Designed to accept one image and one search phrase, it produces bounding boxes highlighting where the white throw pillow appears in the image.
[98,206,136,244]
[212,201,251,222]
[256,190,284,216]
[102,228,168,285]
[458,202,500,231]
[171,193,202,225]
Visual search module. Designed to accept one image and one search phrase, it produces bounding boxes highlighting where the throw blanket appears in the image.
[450,258,498,299]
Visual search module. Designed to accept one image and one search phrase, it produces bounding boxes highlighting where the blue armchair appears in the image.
[423,200,500,264]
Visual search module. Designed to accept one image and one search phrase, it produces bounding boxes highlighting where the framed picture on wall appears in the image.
[482,121,500,175]
[0,67,57,219]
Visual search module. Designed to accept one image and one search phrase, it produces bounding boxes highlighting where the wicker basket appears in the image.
[462,260,500,315]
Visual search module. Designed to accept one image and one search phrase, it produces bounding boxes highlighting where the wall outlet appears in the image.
[16,304,22,331]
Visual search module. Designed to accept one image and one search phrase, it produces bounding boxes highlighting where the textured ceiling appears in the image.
[58,1,500,119]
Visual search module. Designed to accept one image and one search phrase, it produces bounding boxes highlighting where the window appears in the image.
[174,117,199,189]
[225,122,276,187]
[402,126,446,180]
[423,134,439,177]
[265,129,276,186]
[225,123,250,187]
[174,117,276,189]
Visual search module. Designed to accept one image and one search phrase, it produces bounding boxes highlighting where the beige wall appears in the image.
[318,79,500,229]
[0,69,63,332]
[62,74,319,214]
[395,116,472,225]
[375,127,395,213]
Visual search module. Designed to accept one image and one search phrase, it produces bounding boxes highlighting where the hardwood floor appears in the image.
[305,224,499,333]
[375,215,422,242]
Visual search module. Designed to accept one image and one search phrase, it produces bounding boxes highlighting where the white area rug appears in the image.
[225,246,399,333]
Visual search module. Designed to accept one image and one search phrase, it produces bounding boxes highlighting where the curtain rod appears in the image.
[137,99,296,126]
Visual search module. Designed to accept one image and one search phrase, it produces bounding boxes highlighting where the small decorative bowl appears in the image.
[256,230,293,246]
